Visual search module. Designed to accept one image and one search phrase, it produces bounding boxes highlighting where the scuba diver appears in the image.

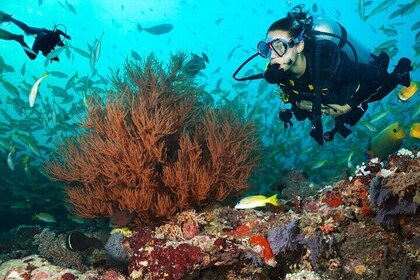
[0,10,71,62]
[233,5,413,145]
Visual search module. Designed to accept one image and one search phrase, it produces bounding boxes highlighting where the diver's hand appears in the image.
[321,104,352,117]
[296,100,313,112]
[57,29,71,40]
[296,101,352,117]
[391,57,412,87]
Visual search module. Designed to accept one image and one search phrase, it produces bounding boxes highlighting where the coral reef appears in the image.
[2,147,419,279]
[0,255,125,280]
[45,52,260,225]
[369,150,419,230]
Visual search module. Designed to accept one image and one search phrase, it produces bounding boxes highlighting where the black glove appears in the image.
[391,57,412,87]
[279,109,293,128]
[264,63,285,84]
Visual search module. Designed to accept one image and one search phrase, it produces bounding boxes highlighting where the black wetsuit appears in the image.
[275,39,413,143]
[2,13,70,61]
[31,29,68,60]
[278,40,398,125]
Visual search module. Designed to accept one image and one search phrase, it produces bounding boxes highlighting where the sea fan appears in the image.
[369,176,418,230]
[305,233,322,270]
[267,219,305,255]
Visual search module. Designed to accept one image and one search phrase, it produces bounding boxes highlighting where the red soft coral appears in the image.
[45,53,260,226]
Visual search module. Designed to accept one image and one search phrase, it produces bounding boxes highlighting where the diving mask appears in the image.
[257,29,305,58]
[257,37,297,58]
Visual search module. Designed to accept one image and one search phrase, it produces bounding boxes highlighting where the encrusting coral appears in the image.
[44,52,260,225]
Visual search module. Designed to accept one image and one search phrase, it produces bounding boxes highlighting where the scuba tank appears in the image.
[310,15,374,64]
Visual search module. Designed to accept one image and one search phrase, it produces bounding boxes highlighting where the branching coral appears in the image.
[155,209,207,240]
[45,52,260,225]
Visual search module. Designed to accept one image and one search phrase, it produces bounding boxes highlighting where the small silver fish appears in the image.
[7,151,14,171]
[29,73,48,107]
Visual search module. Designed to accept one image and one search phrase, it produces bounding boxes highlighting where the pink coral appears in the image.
[182,219,200,239]
[127,228,203,280]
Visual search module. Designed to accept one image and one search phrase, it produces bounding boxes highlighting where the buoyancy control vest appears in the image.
[279,15,375,103]
[280,15,376,144]
[232,8,378,144]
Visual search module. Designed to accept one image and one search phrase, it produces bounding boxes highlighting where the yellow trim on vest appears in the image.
[280,92,289,102]
[289,80,295,86]
[308,85,314,90]
[292,90,299,95]
[355,83,360,93]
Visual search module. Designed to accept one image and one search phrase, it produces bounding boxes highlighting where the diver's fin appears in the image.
[0,11,12,23]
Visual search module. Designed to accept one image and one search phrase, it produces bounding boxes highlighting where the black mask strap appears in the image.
[232,53,264,81]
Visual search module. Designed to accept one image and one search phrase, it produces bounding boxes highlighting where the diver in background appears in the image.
[233,5,413,145]
[0,10,71,61]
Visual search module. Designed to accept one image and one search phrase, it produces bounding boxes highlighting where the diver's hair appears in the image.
[267,4,311,38]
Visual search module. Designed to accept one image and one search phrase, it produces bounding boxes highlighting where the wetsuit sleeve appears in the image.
[56,29,71,39]
[332,51,389,109]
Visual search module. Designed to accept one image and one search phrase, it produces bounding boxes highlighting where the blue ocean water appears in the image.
[0,0,419,232]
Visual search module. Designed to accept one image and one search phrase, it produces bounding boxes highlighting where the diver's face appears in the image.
[266,30,303,73]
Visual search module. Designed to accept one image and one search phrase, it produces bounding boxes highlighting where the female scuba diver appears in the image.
[233,4,413,145]
[0,10,71,62]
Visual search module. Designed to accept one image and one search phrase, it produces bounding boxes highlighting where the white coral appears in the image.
[285,268,323,280]
[380,168,396,178]
[355,163,370,176]
[397,148,414,158]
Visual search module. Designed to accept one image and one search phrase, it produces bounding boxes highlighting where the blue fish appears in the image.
[137,23,174,35]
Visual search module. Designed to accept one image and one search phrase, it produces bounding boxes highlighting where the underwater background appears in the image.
[0,0,418,234]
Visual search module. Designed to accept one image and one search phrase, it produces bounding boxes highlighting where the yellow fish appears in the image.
[111,227,133,236]
[397,82,418,101]
[410,123,420,139]
[367,122,407,160]
[235,194,278,209]
[32,212,56,223]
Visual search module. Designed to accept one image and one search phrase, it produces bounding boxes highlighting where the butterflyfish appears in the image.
[397,82,418,101]
[66,230,103,252]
